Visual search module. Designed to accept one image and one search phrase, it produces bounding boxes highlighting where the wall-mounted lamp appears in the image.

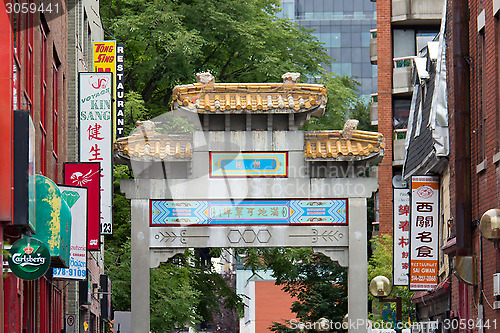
[479,209,500,240]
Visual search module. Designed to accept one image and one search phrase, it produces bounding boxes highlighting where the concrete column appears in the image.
[348,198,368,333]
[131,199,150,332]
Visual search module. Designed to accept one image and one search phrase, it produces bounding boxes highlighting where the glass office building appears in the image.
[279,0,377,99]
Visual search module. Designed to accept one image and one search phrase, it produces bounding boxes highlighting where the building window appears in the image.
[52,53,60,181]
[479,31,486,161]
[497,15,500,150]
[12,0,21,110]
[24,0,34,114]
[40,17,49,175]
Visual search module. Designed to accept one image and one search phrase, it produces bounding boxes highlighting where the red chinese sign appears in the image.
[64,162,101,250]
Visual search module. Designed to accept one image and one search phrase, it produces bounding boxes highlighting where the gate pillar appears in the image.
[131,199,150,333]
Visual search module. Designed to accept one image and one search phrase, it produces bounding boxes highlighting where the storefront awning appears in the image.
[35,175,72,268]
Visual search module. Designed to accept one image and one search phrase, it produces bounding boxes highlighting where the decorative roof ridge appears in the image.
[173,82,327,93]
[304,125,385,161]
[171,72,327,114]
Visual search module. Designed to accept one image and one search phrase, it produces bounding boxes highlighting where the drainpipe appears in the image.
[451,0,472,326]
[452,0,471,256]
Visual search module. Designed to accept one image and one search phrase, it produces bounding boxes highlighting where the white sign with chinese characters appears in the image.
[393,188,410,286]
[410,176,439,290]
[79,72,113,234]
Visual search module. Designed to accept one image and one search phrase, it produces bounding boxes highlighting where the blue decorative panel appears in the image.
[209,152,288,177]
[150,199,347,226]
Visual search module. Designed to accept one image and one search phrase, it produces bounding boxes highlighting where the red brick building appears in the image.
[446,0,500,327]
[0,1,70,331]
[375,0,500,328]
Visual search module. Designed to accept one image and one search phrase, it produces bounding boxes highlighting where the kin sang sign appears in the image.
[79,72,113,235]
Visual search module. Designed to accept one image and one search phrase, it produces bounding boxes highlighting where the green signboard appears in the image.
[8,237,51,280]
[35,175,72,267]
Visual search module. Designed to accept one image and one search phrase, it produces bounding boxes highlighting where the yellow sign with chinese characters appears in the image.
[92,41,116,73]
[92,41,117,141]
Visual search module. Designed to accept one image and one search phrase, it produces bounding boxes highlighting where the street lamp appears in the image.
[479,209,500,240]
[315,318,330,332]
[369,276,402,332]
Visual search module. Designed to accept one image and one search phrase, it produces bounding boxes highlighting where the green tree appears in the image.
[301,73,367,131]
[241,248,347,332]
[367,235,414,325]
[349,100,373,131]
[101,0,330,114]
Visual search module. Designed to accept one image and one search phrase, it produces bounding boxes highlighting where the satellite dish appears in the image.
[392,175,407,188]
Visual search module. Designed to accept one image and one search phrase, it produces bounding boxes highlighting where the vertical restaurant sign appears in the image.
[64,162,101,250]
[410,176,439,290]
[79,72,113,235]
[53,185,88,280]
[92,41,117,141]
[393,188,410,286]
[115,44,125,138]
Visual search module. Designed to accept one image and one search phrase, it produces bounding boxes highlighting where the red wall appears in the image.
[376,0,394,236]
[254,281,297,332]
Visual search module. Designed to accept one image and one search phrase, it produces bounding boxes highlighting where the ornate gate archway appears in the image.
[115,73,384,332]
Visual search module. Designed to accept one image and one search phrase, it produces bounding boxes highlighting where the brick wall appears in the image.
[448,0,500,324]
[28,0,69,182]
[377,0,394,236]
[469,0,500,325]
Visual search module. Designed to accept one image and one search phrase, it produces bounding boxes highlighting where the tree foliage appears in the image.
[101,0,330,112]
[241,248,347,332]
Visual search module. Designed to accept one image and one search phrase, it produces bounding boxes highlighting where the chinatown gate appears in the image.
[114,73,385,332]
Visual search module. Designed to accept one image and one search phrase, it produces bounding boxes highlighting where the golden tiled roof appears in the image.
[304,130,385,161]
[171,74,327,115]
[114,132,193,162]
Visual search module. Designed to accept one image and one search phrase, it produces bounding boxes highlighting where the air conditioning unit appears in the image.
[494,273,500,296]
[494,301,500,310]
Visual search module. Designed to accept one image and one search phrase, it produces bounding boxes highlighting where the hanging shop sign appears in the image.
[64,162,101,250]
[53,185,88,280]
[393,188,410,286]
[13,110,36,232]
[35,175,72,268]
[209,152,288,178]
[100,274,112,321]
[79,72,113,235]
[151,199,347,226]
[8,237,51,280]
[92,40,118,141]
[410,176,439,290]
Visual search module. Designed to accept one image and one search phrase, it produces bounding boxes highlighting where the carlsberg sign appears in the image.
[8,237,51,280]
